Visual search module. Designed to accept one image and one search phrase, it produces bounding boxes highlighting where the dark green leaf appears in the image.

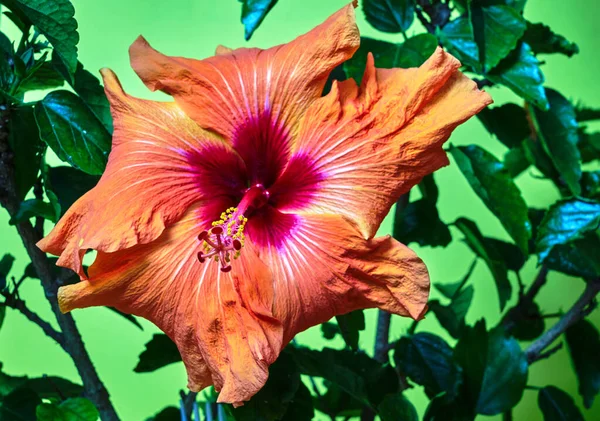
[17,61,64,92]
[471,5,527,72]
[335,310,365,351]
[423,392,474,421]
[47,166,99,216]
[230,352,301,421]
[522,136,560,180]
[0,307,5,331]
[394,197,451,248]
[363,0,414,33]
[0,362,28,397]
[378,392,418,421]
[510,301,545,341]
[523,22,579,57]
[565,319,600,408]
[580,171,600,199]
[578,130,600,163]
[451,145,531,253]
[106,307,143,330]
[36,397,99,421]
[503,145,530,178]
[429,285,474,339]
[434,259,478,299]
[488,42,549,110]
[546,233,600,279]
[575,104,600,122]
[536,198,600,263]
[437,16,480,69]
[25,376,83,400]
[394,333,462,399]
[314,384,362,418]
[52,56,113,133]
[8,106,45,201]
[35,90,111,175]
[529,88,581,195]
[454,218,511,310]
[0,254,15,290]
[343,34,437,84]
[146,407,179,421]
[7,0,79,80]
[486,238,525,272]
[9,198,58,224]
[289,346,397,408]
[476,327,528,415]
[477,103,530,148]
[134,334,181,373]
[280,381,314,421]
[538,386,584,421]
[320,322,339,340]
[0,387,41,421]
[453,320,488,411]
[239,0,278,41]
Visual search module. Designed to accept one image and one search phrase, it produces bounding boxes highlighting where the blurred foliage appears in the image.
[0,0,598,420]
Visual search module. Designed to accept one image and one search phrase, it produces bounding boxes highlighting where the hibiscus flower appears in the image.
[38,3,491,405]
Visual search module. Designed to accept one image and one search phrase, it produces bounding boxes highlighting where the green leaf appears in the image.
[476,327,528,415]
[565,319,600,408]
[363,0,414,34]
[394,173,451,248]
[9,198,58,224]
[536,198,600,263]
[0,386,41,421]
[7,0,79,81]
[289,346,397,408]
[529,88,581,195]
[394,333,462,399]
[46,166,99,216]
[146,406,179,421]
[454,322,528,415]
[437,16,480,69]
[546,233,600,279]
[538,386,584,421]
[106,307,143,330]
[8,106,45,201]
[429,285,474,339]
[134,334,181,373]
[239,0,278,41]
[320,322,339,340]
[454,218,511,310]
[523,22,579,57]
[451,145,531,253]
[36,397,99,421]
[487,42,549,111]
[423,392,474,421]
[0,254,15,290]
[0,307,5,331]
[52,56,113,133]
[477,103,530,149]
[335,310,365,351]
[503,145,530,178]
[581,171,600,199]
[35,90,111,175]
[231,352,303,421]
[25,376,83,400]
[0,362,28,397]
[575,104,600,122]
[279,381,314,421]
[343,34,437,84]
[578,130,600,163]
[378,392,418,421]
[509,301,545,341]
[487,238,526,272]
[17,60,64,93]
[314,384,362,418]
[434,259,478,299]
[471,5,527,72]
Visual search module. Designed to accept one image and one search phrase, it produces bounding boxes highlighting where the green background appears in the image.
[1,0,599,419]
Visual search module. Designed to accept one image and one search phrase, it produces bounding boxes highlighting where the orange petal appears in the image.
[37,69,246,278]
[255,213,430,343]
[128,4,359,141]
[271,48,493,238]
[58,202,283,403]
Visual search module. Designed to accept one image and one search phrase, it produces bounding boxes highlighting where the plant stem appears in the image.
[502,265,549,330]
[373,310,392,363]
[1,294,65,347]
[526,279,600,363]
[0,107,120,420]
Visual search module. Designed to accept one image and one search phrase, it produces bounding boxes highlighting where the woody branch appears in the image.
[0,105,120,421]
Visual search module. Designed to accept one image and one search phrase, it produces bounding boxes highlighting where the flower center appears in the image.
[197,184,269,272]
